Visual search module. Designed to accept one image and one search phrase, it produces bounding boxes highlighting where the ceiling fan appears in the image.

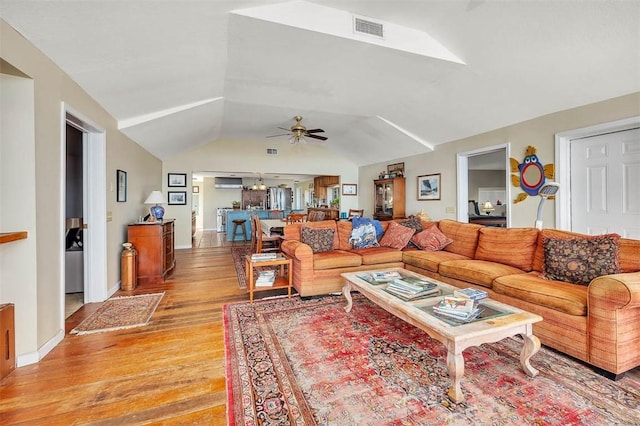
[267,116,327,144]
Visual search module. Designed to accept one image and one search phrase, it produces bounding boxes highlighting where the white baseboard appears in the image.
[176,244,193,250]
[17,328,65,367]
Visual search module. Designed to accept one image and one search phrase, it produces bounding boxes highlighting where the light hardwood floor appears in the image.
[1,231,274,425]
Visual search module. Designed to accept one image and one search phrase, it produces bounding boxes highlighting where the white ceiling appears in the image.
[2,0,639,166]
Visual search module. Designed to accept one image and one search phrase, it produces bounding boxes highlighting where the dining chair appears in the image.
[268,210,284,219]
[254,215,281,253]
[348,209,364,219]
[307,210,325,222]
[285,213,307,224]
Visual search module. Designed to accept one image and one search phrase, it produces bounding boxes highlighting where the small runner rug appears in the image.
[70,293,164,335]
[224,294,640,425]
[231,246,252,289]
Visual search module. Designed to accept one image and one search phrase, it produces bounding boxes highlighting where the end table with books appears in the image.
[245,253,292,302]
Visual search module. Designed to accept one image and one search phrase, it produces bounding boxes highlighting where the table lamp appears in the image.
[145,190,166,221]
[481,201,495,215]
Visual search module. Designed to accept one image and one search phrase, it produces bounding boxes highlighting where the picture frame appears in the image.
[168,191,187,205]
[192,186,199,194]
[417,173,441,200]
[387,162,405,176]
[116,169,127,202]
[168,173,187,187]
[342,183,358,196]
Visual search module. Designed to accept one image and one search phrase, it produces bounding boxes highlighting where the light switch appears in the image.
[106,211,112,222]
[445,206,455,214]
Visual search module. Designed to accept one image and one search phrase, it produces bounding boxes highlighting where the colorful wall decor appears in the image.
[509,145,554,203]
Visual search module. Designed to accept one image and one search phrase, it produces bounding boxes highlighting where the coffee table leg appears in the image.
[446,349,465,403]
[520,333,541,377]
[343,283,353,312]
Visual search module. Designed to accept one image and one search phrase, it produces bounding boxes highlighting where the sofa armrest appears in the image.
[589,272,640,310]
[281,239,313,260]
[281,240,314,292]
[588,272,640,374]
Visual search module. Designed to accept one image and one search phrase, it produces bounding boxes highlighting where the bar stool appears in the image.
[231,219,248,241]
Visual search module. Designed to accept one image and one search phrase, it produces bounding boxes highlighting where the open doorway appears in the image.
[456,144,510,226]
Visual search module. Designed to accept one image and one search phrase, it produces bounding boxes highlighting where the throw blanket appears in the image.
[351,217,384,239]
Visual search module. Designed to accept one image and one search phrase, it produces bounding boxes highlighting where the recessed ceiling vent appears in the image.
[354,17,384,38]
[267,148,278,155]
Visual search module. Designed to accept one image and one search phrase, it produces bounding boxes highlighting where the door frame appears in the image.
[60,103,107,328]
[456,143,511,224]
[555,116,640,231]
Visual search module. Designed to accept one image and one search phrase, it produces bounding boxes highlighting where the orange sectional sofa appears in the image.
[280,219,640,377]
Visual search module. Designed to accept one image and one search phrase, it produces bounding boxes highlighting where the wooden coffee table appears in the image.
[341,268,542,403]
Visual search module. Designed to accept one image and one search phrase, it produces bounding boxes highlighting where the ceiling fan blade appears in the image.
[266,133,291,138]
[305,128,325,133]
[277,127,291,131]
[306,134,328,141]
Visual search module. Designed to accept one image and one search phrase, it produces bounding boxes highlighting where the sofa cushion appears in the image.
[438,219,483,258]
[402,250,469,273]
[349,223,380,249]
[411,225,453,251]
[493,272,588,316]
[379,221,415,249]
[301,227,335,253]
[350,246,403,265]
[618,237,640,273]
[313,250,362,270]
[541,234,621,285]
[474,227,539,271]
[439,260,526,288]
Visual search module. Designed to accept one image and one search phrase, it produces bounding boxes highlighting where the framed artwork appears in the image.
[342,183,358,196]
[168,173,187,187]
[417,173,441,200]
[168,191,187,205]
[116,169,127,202]
[387,162,405,176]
[193,186,199,193]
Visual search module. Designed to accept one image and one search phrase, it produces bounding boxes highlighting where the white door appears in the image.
[570,127,640,238]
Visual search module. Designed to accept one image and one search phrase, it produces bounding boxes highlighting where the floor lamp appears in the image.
[535,182,560,230]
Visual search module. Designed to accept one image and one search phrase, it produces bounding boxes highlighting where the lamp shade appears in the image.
[144,191,166,205]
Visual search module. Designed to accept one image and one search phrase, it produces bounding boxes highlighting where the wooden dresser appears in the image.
[127,220,175,285]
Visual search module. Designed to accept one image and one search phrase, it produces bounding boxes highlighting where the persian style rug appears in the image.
[231,246,252,289]
[224,294,640,425]
[70,293,164,335]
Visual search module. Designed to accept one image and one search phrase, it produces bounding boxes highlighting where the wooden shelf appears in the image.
[0,232,28,244]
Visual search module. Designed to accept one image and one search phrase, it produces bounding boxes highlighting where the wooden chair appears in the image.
[348,209,364,219]
[307,210,325,222]
[268,210,284,219]
[285,213,307,224]
[254,215,281,253]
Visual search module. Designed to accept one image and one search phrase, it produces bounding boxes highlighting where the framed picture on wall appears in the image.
[168,191,187,205]
[342,183,357,196]
[116,169,127,202]
[387,162,405,177]
[417,173,441,200]
[168,173,187,187]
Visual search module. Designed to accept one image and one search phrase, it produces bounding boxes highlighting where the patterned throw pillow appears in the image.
[301,227,335,253]
[399,216,424,233]
[378,221,415,250]
[349,223,379,249]
[542,234,621,285]
[411,225,453,251]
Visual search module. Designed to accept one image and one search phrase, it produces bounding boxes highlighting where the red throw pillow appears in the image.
[411,225,453,251]
[379,221,415,250]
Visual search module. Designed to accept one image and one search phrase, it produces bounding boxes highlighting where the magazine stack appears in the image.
[255,270,276,287]
[433,296,481,321]
[385,276,439,301]
[453,287,488,302]
[251,253,278,262]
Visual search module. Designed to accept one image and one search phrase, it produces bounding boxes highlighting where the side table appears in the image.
[245,255,293,302]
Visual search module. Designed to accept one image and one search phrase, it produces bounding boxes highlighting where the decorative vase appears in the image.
[150,205,165,220]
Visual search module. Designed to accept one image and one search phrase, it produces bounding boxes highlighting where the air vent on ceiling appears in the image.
[267,148,278,155]
[214,177,243,189]
[354,17,384,38]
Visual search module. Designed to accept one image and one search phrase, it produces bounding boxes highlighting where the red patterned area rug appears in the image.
[70,293,164,335]
[231,246,252,289]
[224,294,640,425]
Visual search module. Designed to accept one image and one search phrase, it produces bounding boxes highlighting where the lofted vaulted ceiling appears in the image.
[1,0,639,166]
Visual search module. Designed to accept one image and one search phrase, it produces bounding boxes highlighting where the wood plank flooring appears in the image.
[1,232,270,425]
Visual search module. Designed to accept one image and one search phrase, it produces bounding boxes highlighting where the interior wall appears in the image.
[360,91,640,228]
[1,19,162,365]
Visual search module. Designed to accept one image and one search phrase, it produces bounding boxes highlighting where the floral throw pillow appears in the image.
[301,227,335,253]
[411,225,453,251]
[349,223,379,249]
[542,234,621,285]
[378,221,415,250]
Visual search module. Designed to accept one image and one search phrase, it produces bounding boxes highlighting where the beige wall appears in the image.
[360,92,640,228]
[0,19,161,365]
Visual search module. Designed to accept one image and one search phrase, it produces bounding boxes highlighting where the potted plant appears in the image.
[232,201,241,210]
[330,198,340,208]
